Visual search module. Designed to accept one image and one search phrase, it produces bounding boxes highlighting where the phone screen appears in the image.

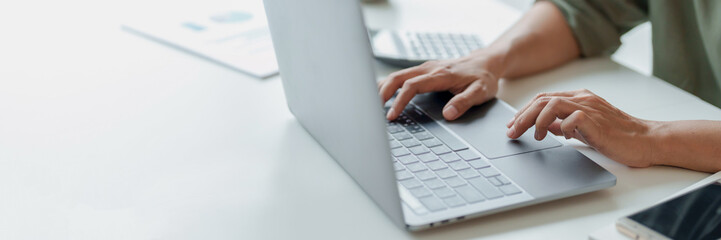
[628,182,721,240]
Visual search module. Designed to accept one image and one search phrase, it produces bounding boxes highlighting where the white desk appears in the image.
[1,0,720,239]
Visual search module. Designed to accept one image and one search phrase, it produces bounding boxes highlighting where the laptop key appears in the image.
[387,125,404,133]
[454,185,485,203]
[456,149,482,160]
[424,178,445,189]
[457,168,480,179]
[396,170,413,180]
[405,125,424,133]
[417,153,439,163]
[439,152,461,163]
[443,195,466,208]
[499,184,522,195]
[393,132,412,140]
[468,159,490,169]
[399,114,415,123]
[468,177,504,199]
[418,120,469,151]
[479,167,501,177]
[435,168,456,179]
[496,175,511,185]
[391,148,411,157]
[389,140,402,149]
[397,154,419,165]
[413,131,433,140]
[425,160,447,170]
[448,161,471,171]
[421,138,443,148]
[488,177,503,186]
[406,162,427,172]
[410,187,433,198]
[402,104,424,118]
[400,178,423,189]
[444,176,466,188]
[433,187,456,198]
[430,145,452,155]
[400,138,421,148]
[409,145,430,155]
[393,162,405,171]
[415,170,436,181]
[418,196,447,212]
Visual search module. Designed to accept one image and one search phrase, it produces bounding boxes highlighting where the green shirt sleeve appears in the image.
[545,0,649,57]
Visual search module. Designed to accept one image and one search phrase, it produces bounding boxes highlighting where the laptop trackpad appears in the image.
[492,145,616,198]
[412,92,561,159]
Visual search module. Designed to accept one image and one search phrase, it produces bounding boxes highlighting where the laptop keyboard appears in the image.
[387,105,523,213]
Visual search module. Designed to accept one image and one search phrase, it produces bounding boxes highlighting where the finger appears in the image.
[506,91,576,128]
[379,66,426,102]
[379,66,425,89]
[386,74,444,120]
[507,96,555,139]
[507,91,577,128]
[534,98,585,140]
[560,110,598,145]
[547,119,563,136]
[443,80,492,121]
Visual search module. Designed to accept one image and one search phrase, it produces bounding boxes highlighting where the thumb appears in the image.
[443,81,492,121]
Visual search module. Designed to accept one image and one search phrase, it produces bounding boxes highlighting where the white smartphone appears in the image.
[616,180,721,240]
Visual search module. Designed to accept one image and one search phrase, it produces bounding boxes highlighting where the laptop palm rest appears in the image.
[411,92,562,159]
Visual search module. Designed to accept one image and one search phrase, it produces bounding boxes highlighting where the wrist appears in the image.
[468,45,510,80]
[644,120,672,166]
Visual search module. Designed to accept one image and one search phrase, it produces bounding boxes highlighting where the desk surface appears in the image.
[1,0,720,239]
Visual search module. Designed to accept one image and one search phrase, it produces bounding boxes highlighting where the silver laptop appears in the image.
[263,0,616,231]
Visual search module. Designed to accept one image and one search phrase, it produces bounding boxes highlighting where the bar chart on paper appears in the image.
[123,4,278,79]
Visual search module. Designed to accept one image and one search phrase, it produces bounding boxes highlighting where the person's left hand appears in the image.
[506,89,658,168]
[378,52,501,121]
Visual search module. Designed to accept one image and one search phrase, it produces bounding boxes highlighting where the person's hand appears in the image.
[506,89,657,167]
[378,53,501,121]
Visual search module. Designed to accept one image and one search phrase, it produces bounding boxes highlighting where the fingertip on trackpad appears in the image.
[412,92,562,159]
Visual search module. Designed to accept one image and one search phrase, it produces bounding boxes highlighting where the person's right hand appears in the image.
[506,89,656,168]
[378,53,502,121]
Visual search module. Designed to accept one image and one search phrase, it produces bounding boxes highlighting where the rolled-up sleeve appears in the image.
[545,0,648,57]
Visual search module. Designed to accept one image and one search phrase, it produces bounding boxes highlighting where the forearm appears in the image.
[474,1,580,79]
[649,120,721,173]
